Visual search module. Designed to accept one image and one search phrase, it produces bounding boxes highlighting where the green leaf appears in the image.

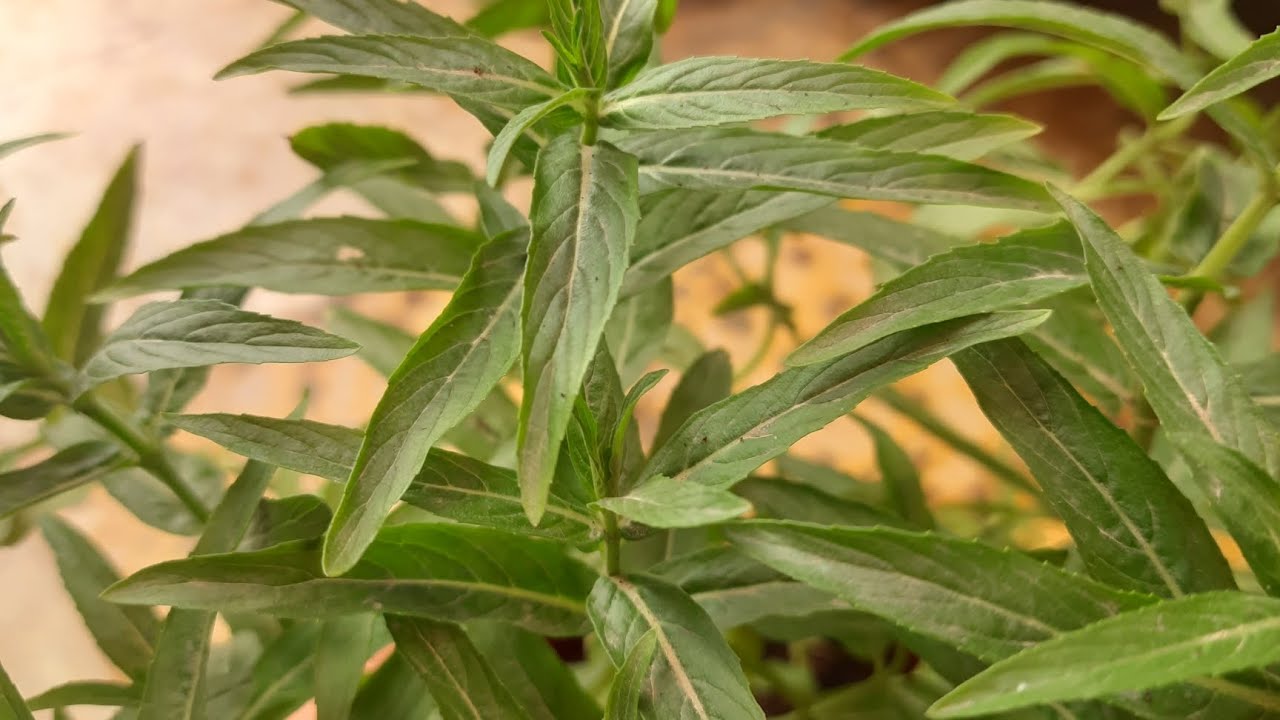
[1168,434,1280,597]
[350,652,438,720]
[101,218,481,299]
[617,128,1055,211]
[217,35,564,112]
[468,623,601,720]
[605,278,673,384]
[1162,0,1252,61]
[386,616,532,720]
[100,456,224,537]
[930,592,1280,718]
[79,299,357,389]
[0,132,71,161]
[953,339,1234,597]
[638,311,1049,491]
[1161,29,1280,119]
[280,0,470,37]
[605,630,658,720]
[734,476,899,527]
[791,220,1083,366]
[1052,186,1280,476]
[487,89,589,186]
[598,475,751,528]
[652,545,843,629]
[290,122,474,194]
[25,681,138,711]
[601,0,657,86]
[240,494,333,550]
[839,0,1275,166]
[1021,291,1137,419]
[39,515,161,680]
[326,306,412,377]
[653,349,732,451]
[600,57,950,129]
[0,245,56,377]
[854,416,934,529]
[0,443,125,519]
[779,205,963,272]
[315,614,381,720]
[106,524,596,636]
[0,657,35,720]
[518,135,639,523]
[817,110,1041,160]
[167,414,596,542]
[621,189,830,298]
[476,182,529,238]
[232,622,320,720]
[1242,356,1280,428]
[467,0,550,38]
[724,521,1151,663]
[43,146,137,364]
[589,574,766,719]
[325,230,525,574]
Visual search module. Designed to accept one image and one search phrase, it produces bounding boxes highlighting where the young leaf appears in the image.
[930,592,1280,718]
[605,277,673,385]
[953,339,1235,597]
[817,110,1041,160]
[605,630,659,720]
[639,311,1049,491]
[652,349,732,451]
[107,524,596,636]
[325,229,525,575]
[1169,434,1280,597]
[725,521,1151,663]
[1161,29,1280,119]
[386,616,532,720]
[487,88,589,186]
[0,131,71,162]
[217,35,564,112]
[652,545,843,629]
[281,0,470,37]
[854,416,934,529]
[0,247,57,377]
[601,0,657,87]
[588,574,766,719]
[597,475,752,528]
[616,128,1055,211]
[39,516,161,681]
[468,623,601,720]
[1052,186,1280,475]
[101,218,481,299]
[599,57,951,129]
[0,443,125,518]
[43,146,137,364]
[790,220,1084,366]
[0,657,35,720]
[518,135,639,523]
[79,299,357,389]
[621,189,830,298]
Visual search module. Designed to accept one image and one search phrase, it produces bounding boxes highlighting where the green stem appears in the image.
[75,394,211,522]
[1180,165,1278,309]
[878,388,1040,497]
[580,94,599,147]
[603,511,621,576]
[1072,115,1195,199]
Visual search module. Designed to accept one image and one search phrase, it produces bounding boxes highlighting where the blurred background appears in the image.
[2,0,1278,713]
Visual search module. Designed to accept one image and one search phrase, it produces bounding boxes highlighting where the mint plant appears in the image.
[3,0,1280,717]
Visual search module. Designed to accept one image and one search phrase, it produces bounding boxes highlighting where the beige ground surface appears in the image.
[1,1,1050,712]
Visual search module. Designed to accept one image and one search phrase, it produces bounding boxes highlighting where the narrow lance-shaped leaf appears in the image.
[40,516,162,681]
[953,339,1235,597]
[1165,0,1252,61]
[1169,435,1280,597]
[599,57,951,129]
[616,128,1055,211]
[24,681,139,712]
[589,574,766,720]
[855,416,934,529]
[817,110,1041,160]
[217,35,564,112]
[0,443,126,519]
[468,623,602,720]
[519,134,639,523]
[639,311,1049,491]
[101,218,482,299]
[79,300,357,390]
[652,349,732,451]
[930,592,1280,718]
[735,476,904,528]
[790,220,1084,366]
[0,657,35,720]
[240,494,333,551]
[601,0,657,86]
[386,616,532,720]
[0,244,56,377]
[43,146,137,364]
[107,524,597,637]
[280,0,471,37]
[324,229,525,575]
[487,89,589,186]
[605,630,659,720]
[779,205,962,274]
[290,122,474,194]
[1052,186,1280,475]
[605,277,673,384]
[1161,29,1280,119]
[597,475,752,528]
[0,131,71,161]
[1022,291,1137,420]
[167,414,598,542]
[350,652,438,719]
